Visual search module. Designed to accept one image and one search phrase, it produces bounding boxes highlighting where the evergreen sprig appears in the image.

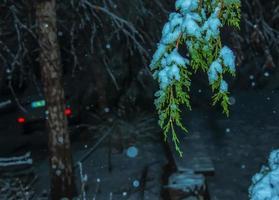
[150,0,241,156]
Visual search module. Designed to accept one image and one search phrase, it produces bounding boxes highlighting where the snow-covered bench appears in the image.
[166,131,214,199]
[167,130,215,175]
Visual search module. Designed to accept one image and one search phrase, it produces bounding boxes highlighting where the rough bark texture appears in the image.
[35,0,76,199]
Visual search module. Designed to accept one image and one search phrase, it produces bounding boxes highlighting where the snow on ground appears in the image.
[249,149,279,200]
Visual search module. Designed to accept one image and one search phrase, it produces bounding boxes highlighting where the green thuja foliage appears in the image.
[150,0,241,156]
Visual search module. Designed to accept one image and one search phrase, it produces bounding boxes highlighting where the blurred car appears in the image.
[0,94,80,134]
[15,94,80,134]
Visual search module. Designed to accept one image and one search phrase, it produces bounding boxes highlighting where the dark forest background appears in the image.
[0,0,278,115]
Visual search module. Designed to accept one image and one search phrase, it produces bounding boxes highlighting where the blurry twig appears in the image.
[103,56,120,91]
[92,178,101,200]
[16,178,28,200]
[78,162,88,200]
[8,81,27,113]
[75,124,114,167]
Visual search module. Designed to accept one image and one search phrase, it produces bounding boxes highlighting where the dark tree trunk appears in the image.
[35,0,76,199]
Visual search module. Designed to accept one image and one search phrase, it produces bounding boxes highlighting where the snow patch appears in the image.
[249,149,279,200]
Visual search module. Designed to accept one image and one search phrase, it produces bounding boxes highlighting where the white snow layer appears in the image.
[157,48,188,89]
[249,149,279,200]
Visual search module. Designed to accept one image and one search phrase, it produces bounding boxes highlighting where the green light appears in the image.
[31,100,46,108]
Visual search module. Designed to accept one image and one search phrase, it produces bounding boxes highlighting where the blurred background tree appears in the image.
[35,0,76,198]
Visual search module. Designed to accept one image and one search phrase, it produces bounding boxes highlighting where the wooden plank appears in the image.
[167,131,215,176]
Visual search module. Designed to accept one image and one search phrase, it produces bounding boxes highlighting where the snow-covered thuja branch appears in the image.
[149,0,241,156]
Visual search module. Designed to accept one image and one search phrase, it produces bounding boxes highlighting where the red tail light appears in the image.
[17,117,26,123]
[64,108,72,116]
